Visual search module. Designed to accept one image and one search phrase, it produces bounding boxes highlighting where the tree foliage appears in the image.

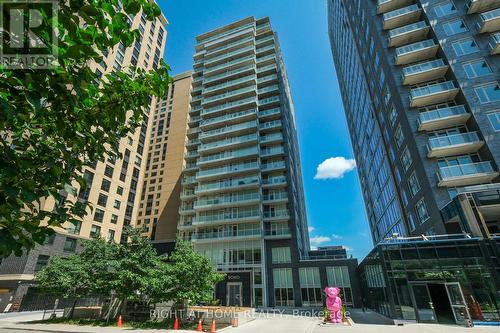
[35,230,223,314]
[0,0,171,257]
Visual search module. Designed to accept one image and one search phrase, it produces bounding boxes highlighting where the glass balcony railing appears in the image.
[204,45,255,66]
[192,228,261,241]
[257,64,277,73]
[479,8,500,33]
[257,45,275,54]
[187,139,201,146]
[402,59,446,77]
[262,160,286,171]
[259,96,280,106]
[263,192,288,202]
[202,86,256,105]
[203,64,256,84]
[264,210,290,219]
[257,35,274,44]
[203,54,255,75]
[201,96,257,116]
[396,39,436,57]
[198,146,259,164]
[189,116,201,123]
[257,23,271,31]
[260,133,283,143]
[197,161,259,178]
[260,119,282,130]
[265,228,292,237]
[258,85,279,94]
[198,23,254,44]
[490,32,500,54]
[205,36,254,57]
[199,133,258,152]
[466,0,500,14]
[438,162,496,182]
[185,151,199,159]
[195,207,261,224]
[194,191,261,208]
[196,175,260,193]
[383,4,420,21]
[428,132,481,150]
[263,176,287,186]
[257,54,276,63]
[257,74,278,83]
[259,107,281,118]
[410,81,458,107]
[418,105,469,130]
[203,75,256,94]
[389,21,428,47]
[199,120,258,140]
[261,146,285,157]
[201,109,256,128]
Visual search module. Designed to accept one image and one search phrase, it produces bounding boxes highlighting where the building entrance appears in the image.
[410,282,470,325]
[227,282,242,307]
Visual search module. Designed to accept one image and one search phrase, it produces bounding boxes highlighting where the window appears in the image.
[389,106,397,128]
[273,268,294,307]
[64,237,77,252]
[408,172,421,197]
[90,225,101,238]
[408,213,417,231]
[452,38,479,56]
[101,179,111,192]
[487,111,500,131]
[401,147,412,171]
[114,200,121,209]
[97,193,108,207]
[43,234,55,245]
[67,221,81,235]
[111,214,118,224]
[104,165,114,178]
[326,266,353,306]
[127,137,133,145]
[442,19,467,36]
[415,198,430,223]
[299,267,322,307]
[34,255,50,272]
[94,208,105,222]
[395,127,404,148]
[272,247,291,264]
[108,229,115,241]
[463,59,491,78]
[117,186,124,195]
[434,1,456,17]
[474,82,500,104]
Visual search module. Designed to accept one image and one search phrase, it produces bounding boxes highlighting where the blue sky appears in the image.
[158,0,373,259]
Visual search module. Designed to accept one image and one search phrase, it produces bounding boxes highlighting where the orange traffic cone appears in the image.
[173,317,179,330]
[197,319,203,332]
[210,319,216,333]
[117,315,123,328]
[232,316,238,327]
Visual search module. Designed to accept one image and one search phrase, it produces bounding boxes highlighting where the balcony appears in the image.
[259,119,282,131]
[259,107,281,119]
[184,162,198,172]
[258,84,279,96]
[466,0,500,14]
[199,133,258,154]
[201,96,257,117]
[388,21,429,47]
[180,191,196,200]
[187,139,201,148]
[259,96,280,107]
[262,176,287,188]
[202,86,256,106]
[409,81,459,108]
[257,64,277,74]
[427,132,484,158]
[191,229,262,243]
[196,161,260,180]
[179,206,195,216]
[257,73,278,85]
[402,59,449,85]
[264,228,292,239]
[383,4,422,30]
[478,8,500,33]
[490,32,500,54]
[184,151,200,160]
[205,36,254,58]
[395,39,439,66]
[263,210,290,221]
[417,105,470,131]
[199,120,258,141]
[197,146,259,166]
[194,209,261,226]
[203,64,256,84]
[200,109,257,130]
[261,146,285,157]
[194,191,261,210]
[257,54,276,65]
[195,178,260,195]
[204,45,255,67]
[263,192,288,203]
[262,160,286,172]
[260,133,283,144]
[203,54,255,76]
[437,162,499,187]
[377,0,414,14]
[202,74,256,95]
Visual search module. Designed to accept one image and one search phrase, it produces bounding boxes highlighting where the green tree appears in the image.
[164,238,225,307]
[0,0,171,258]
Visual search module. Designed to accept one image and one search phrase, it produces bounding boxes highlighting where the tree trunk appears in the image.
[68,298,78,319]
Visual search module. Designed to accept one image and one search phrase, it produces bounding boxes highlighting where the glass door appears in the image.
[445,283,471,325]
[411,284,437,323]
[227,282,242,306]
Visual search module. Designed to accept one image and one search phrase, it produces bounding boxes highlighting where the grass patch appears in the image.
[29,317,200,330]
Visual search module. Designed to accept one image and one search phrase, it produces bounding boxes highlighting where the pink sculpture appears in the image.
[325,287,343,324]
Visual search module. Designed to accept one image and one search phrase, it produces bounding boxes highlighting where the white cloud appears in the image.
[308,226,315,233]
[314,157,356,180]
[310,235,331,247]
[331,234,343,240]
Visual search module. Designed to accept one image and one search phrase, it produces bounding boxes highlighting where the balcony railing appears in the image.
[199,120,258,140]
[260,119,282,130]
[388,21,429,47]
[264,228,292,238]
[192,229,261,241]
[203,74,256,94]
[257,73,278,84]
[263,192,288,202]
[205,36,254,57]
[257,64,277,73]
[490,32,500,54]
[261,146,285,157]
[259,96,280,106]
[200,109,257,128]
[194,191,261,209]
[437,161,498,187]
[198,23,254,44]
[427,132,483,158]
[395,39,439,65]
[264,210,290,220]
[383,4,421,30]
[195,208,261,224]
[204,45,255,67]
[377,0,414,14]
[198,146,259,165]
[402,59,448,85]
[409,81,459,108]
[260,133,283,143]
[259,107,281,118]
[196,175,260,193]
[263,176,287,186]
[262,160,286,171]
[466,0,500,14]
[418,105,470,131]
[479,8,500,33]
[199,133,258,152]
[257,35,274,45]
[203,54,255,75]
[258,84,279,95]
[202,86,256,105]
[203,64,256,84]
[197,161,259,179]
[201,96,257,116]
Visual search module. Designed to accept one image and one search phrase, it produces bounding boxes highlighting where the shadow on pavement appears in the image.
[348,309,395,325]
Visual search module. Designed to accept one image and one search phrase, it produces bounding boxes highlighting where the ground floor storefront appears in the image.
[358,236,500,325]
